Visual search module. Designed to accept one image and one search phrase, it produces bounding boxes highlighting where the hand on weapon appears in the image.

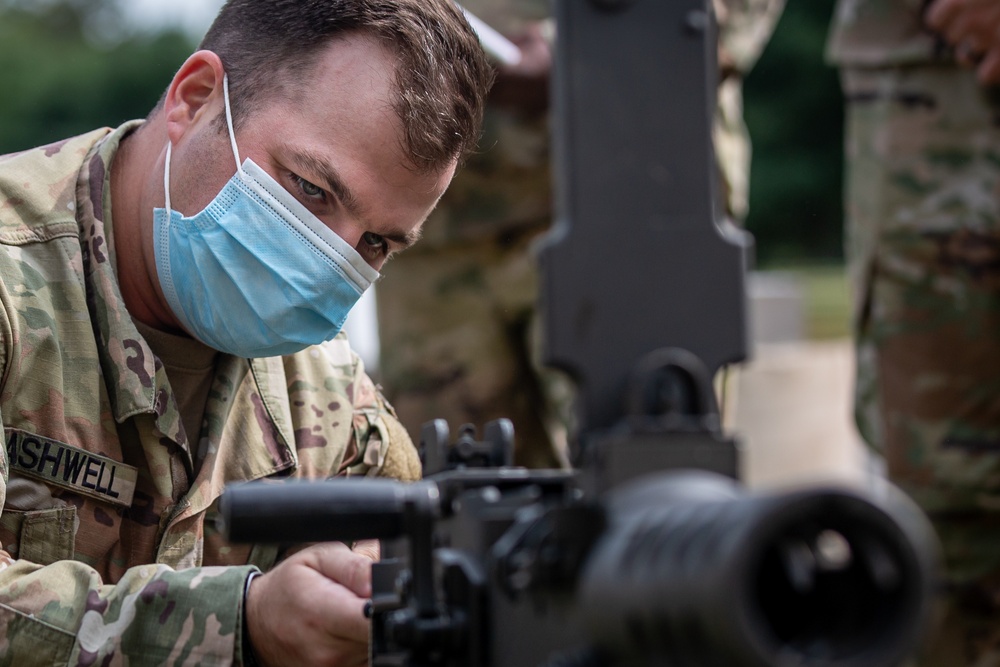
[244,542,373,667]
[352,538,382,562]
[925,0,1000,84]
[222,2,943,665]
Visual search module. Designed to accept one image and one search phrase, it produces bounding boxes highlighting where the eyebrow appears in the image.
[395,225,423,249]
[284,146,364,219]
[282,146,423,250]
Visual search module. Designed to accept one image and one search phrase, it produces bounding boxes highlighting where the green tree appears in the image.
[0,1,194,154]
[744,0,844,265]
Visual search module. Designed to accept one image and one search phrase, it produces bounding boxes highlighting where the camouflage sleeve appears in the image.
[715,0,788,75]
[0,293,256,665]
[0,555,256,666]
[342,349,422,482]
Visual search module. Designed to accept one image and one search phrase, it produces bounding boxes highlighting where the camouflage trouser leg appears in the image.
[715,74,753,224]
[375,233,573,469]
[843,65,1000,665]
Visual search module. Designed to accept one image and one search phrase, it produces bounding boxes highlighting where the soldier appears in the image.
[714,0,788,223]
[0,1,492,666]
[375,0,785,469]
[828,0,1000,662]
[375,0,566,470]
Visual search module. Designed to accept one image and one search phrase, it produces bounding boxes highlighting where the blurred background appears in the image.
[0,0,863,485]
[0,0,844,272]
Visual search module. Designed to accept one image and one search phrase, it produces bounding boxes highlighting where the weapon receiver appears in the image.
[220,1,941,665]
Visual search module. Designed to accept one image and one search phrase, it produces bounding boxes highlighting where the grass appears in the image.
[765,263,852,340]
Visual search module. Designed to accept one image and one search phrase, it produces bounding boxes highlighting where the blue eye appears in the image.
[362,232,385,249]
[295,176,324,199]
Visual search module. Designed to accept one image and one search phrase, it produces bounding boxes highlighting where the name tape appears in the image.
[6,429,137,508]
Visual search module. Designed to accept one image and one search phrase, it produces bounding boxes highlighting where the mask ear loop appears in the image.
[162,73,243,216]
[163,141,174,215]
[222,74,244,178]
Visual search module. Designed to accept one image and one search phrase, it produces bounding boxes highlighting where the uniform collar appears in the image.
[75,121,296,462]
[76,122,199,446]
[76,120,165,426]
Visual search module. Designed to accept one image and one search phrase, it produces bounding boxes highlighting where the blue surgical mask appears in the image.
[152,75,379,358]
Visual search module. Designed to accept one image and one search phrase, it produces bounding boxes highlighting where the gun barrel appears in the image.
[219,478,438,544]
[582,472,939,667]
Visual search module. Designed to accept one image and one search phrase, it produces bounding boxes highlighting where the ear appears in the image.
[163,50,227,145]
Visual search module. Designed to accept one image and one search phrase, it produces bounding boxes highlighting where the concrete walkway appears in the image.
[732,338,871,491]
[348,272,871,492]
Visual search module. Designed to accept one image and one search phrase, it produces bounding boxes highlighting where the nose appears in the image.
[327,220,365,249]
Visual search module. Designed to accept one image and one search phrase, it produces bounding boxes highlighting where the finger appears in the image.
[246,561,372,667]
[313,582,371,643]
[288,563,371,643]
[925,0,963,32]
[945,20,975,48]
[308,541,373,598]
[948,11,989,48]
[941,1,1000,48]
[353,539,381,562]
[985,7,1000,51]
[956,40,982,67]
[978,48,1000,85]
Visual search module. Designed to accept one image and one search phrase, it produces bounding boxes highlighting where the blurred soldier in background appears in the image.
[714,0,788,224]
[828,0,1000,663]
[376,0,785,468]
[376,0,566,469]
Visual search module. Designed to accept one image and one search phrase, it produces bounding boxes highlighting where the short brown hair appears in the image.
[198,0,494,172]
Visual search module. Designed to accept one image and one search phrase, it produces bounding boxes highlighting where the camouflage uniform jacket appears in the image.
[0,123,418,665]
[715,0,787,76]
[416,0,783,248]
[413,0,552,249]
[826,0,945,66]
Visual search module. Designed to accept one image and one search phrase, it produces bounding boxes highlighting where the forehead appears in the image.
[239,34,454,230]
[276,32,400,132]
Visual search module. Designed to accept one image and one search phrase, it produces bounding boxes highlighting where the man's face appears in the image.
[173,33,455,271]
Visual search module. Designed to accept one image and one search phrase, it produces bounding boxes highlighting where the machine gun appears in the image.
[220,1,941,665]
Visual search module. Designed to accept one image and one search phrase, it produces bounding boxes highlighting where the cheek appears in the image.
[167,129,239,214]
[169,160,233,215]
